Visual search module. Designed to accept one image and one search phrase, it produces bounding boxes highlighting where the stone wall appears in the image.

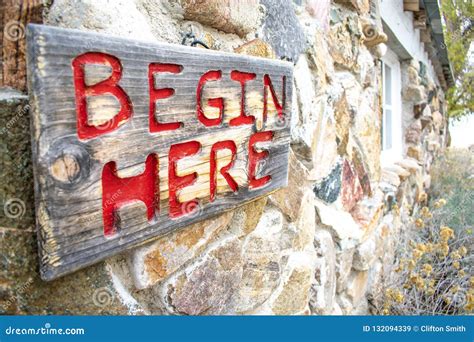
[0,0,448,315]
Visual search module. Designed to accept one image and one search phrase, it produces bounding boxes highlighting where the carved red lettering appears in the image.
[168,141,201,218]
[229,70,257,126]
[263,74,286,122]
[210,140,238,202]
[248,131,273,189]
[72,52,133,140]
[149,63,183,132]
[196,70,224,127]
[101,154,159,237]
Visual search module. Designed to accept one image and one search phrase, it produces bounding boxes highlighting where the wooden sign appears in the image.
[26,24,293,280]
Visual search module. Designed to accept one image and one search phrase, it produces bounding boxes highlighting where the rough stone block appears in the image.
[407,146,423,161]
[272,264,313,315]
[395,158,422,174]
[313,159,342,204]
[346,270,368,306]
[341,160,364,212]
[384,164,411,181]
[405,119,422,144]
[381,169,401,187]
[260,0,307,61]
[352,235,376,271]
[163,237,242,315]
[291,190,317,251]
[47,0,160,42]
[292,55,319,150]
[130,211,233,289]
[234,38,275,58]
[309,229,336,314]
[232,207,289,313]
[315,200,363,250]
[270,150,309,221]
[181,0,263,37]
[328,13,362,71]
[307,103,339,182]
[335,247,355,294]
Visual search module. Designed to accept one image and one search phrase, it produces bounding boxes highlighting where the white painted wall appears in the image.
[380,0,439,86]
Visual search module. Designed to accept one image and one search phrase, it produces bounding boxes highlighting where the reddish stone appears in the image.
[341,160,364,211]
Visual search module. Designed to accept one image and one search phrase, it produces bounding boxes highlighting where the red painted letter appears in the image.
[72,52,132,140]
[101,154,159,237]
[229,70,256,126]
[263,74,286,122]
[248,131,273,189]
[210,140,238,202]
[149,63,183,132]
[169,141,201,218]
[196,70,224,127]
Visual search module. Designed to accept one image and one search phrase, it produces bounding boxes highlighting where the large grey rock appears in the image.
[162,237,242,315]
[232,207,289,313]
[313,160,342,204]
[260,0,307,61]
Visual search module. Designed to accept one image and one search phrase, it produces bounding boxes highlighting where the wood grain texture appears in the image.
[1,0,45,90]
[26,24,293,280]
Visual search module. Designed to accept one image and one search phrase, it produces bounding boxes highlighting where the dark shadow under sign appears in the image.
[26,24,293,280]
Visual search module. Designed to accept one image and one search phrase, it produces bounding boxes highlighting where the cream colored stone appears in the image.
[346,270,369,306]
[233,207,289,313]
[381,169,401,187]
[292,190,317,251]
[315,200,363,249]
[385,164,410,181]
[336,293,353,314]
[130,211,233,289]
[309,229,336,314]
[336,248,355,293]
[308,105,339,181]
[48,0,173,42]
[234,39,275,58]
[181,0,263,37]
[272,266,312,315]
[269,150,309,222]
[352,235,376,271]
[395,158,422,174]
[432,110,443,131]
[293,55,320,150]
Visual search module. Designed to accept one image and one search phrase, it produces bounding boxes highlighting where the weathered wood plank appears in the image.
[1,0,45,90]
[26,24,293,280]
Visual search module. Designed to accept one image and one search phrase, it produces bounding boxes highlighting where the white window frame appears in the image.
[381,48,403,166]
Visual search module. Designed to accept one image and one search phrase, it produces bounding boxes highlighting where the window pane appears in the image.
[384,108,392,150]
[384,64,392,106]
